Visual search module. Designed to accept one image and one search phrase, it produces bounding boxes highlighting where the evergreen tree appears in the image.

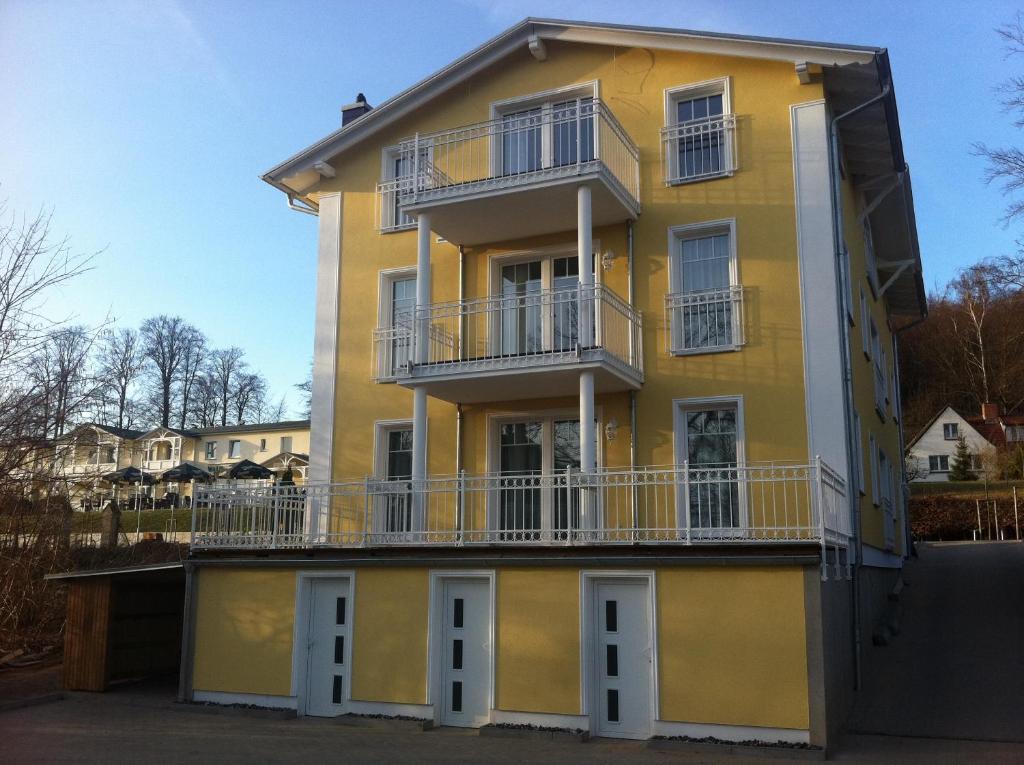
[949,436,978,481]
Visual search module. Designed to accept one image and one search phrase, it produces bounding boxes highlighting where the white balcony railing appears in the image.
[665,286,744,354]
[660,114,736,185]
[191,459,851,574]
[61,462,117,477]
[373,284,643,382]
[375,98,640,231]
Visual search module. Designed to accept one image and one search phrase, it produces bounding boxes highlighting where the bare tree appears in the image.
[295,364,312,419]
[208,347,246,426]
[232,372,267,424]
[96,327,142,430]
[946,268,994,406]
[190,373,220,428]
[140,316,193,428]
[26,326,98,439]
[176,326,207,430]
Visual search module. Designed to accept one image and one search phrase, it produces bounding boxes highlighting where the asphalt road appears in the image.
[848,540,1024,742]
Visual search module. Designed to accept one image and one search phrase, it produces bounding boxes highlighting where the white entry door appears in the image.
[305,578,351,716]
[593,580,653,738]
[440,578,491,727]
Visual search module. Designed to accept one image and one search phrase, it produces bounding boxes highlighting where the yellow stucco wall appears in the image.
[190,564,810,732]
[841,177,904,552]
[316,40,822,482]
[495,568,581,714]
[192,568,296,696]
[350,567,430,704]
[657,565,809,730]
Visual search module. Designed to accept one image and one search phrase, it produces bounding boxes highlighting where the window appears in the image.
[928,455,949,473]
[869,433,879,505]
[863,215,879,295]
[228,440,241,459]
[1007,425,1024,442]
[377,145,429,233]
[843,242,855,324]
[280,436,293,453]
[663,78,734,184]
[494,88,595,177]
[494,251,595,358]
[854,412,865,496]
[205,441,216,460]
[375,270,417,379]
[675,399,744,534]
[667,221,741,354]
[871,319,886,417]
[259,438,267,452]
[860,288,870,360]
[942,423,959,440]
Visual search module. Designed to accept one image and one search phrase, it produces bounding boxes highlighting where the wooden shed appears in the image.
[47,562,185,692]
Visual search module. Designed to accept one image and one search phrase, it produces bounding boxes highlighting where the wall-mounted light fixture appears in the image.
[605,417,619,441]
[601,249,617,270]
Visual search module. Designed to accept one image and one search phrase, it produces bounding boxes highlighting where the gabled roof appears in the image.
[60,422,143,442]
[136,426,200,441]
[190,419,310,437]
[262,17,879,197]
[906,405,1020,451]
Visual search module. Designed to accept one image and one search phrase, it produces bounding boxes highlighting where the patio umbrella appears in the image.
[102,466,155,485]
[227,459,274,480]
[160,462,213,482]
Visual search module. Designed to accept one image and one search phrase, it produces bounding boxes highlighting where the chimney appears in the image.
[341,93,372,126]
[981,402,1000,423]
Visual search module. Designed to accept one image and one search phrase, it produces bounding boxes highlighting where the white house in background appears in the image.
[907,404,1004,482]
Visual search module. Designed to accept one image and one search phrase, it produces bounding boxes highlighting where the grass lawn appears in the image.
[72,507,193,534]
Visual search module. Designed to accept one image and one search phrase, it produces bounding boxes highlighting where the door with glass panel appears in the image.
[388,277,416,374]
[497,418,582,539]
[377,427,413,537]
[440,578,491,727]
[500,97,595,176]
[592,580,652,739]
[305,578,351,717]
[499,261,542,357]
[678,404,743,536]
[676,92,725,179]
[671,231,735,352]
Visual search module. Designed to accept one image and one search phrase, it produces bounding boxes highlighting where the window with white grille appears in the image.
[662,78,735,184]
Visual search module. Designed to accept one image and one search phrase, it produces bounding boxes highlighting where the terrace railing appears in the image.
[192,459,851,576]
[375,98,641,229]
[660,114,737,185]
[665,286,744,354]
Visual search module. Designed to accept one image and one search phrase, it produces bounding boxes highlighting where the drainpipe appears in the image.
[627,221,639,531]
[829,72,893,691]
[892,314,926,557]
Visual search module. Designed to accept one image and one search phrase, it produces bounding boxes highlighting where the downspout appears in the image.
[828,75,892,691]
[892,314,926,557]
[627,221,639,531]
[456,246,465,530]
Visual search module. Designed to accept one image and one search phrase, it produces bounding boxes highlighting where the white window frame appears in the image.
[854,412,865,496]
[205,441,217,460]
[228,439,241,459]
[259,438,267,452]
[869,432,879,506]
[280,435,293,454]
[372,419,416,479]
[378,144,429,233]
[672,395,747,536]
[942,423,959,441]
[662,76,734,184]
[860,287,870,360]
[862,209,880,296]
[375,267,418,379]
[488,81,600,178]
[665,219,741,355]
[843,241,855,325]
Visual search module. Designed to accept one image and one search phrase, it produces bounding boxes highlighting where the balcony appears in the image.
[372,284,643,402]
[660,114,737,185]
[191,460,851,558]
[62,462,116,477]
[376,99,640,244]
[665,286,745,355]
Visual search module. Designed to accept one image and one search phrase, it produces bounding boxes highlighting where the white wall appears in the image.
[907,407,994,482]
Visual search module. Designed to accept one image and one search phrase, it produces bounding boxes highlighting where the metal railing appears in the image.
[665,286,744,354]
[372,284,643,381]
[660,114,736,185]
[192,459,851,566]
[375,98,640,227]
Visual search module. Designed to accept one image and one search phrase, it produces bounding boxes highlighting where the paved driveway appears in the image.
[848,541,1024,742]
[2,685,1023,764]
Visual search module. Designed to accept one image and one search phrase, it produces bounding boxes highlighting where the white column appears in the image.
[415,213,432,364]
[577,184,596,475]
[411,213,432,531]
[580,371,596,473]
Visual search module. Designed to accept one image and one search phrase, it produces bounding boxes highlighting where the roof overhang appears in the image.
[262,18,879,206]
[824,54,926,320]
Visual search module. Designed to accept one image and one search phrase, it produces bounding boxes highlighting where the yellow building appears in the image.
[183,20,924,751]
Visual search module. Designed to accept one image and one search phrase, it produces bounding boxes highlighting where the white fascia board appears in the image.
[262,18,879,192]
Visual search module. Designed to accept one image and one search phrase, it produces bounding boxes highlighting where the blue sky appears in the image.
[1,0,1021,411]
